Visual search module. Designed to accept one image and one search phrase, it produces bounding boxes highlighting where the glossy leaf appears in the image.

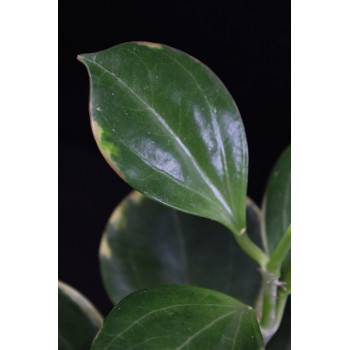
[58,281,103,350]
[79,42,248,235]
[92,284,264,350]
[262,145,291,255]
[99,191,263,306]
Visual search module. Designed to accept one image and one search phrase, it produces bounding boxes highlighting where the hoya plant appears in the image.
[59,42,291,349]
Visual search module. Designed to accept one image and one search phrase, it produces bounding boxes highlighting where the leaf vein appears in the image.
[161,53,235,215]
[174,310,236,350]
[103,303,234,349]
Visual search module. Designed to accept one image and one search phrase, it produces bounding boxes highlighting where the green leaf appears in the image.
[92,284,264,350]
[78,42,248,235]
[262,145,291,284]
[260,146,291,345]
[262,145,291,256]
[280,249,291,291]
[58,281,103,350]
[99,191,264,306]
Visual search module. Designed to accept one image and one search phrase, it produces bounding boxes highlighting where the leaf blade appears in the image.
[58,281,103,350]
[262,146,291,255]
[79,42,248,234]
[99,191,264,306]
[92,285,264,350]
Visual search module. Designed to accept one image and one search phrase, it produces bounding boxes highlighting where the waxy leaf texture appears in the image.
[92,285,264,350]
[79,42,248,235]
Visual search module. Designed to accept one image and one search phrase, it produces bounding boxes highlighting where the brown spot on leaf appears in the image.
[136,41,162,49]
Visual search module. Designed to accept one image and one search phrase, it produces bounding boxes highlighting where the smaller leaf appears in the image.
[58,281,103,350]
[99,191,264,306]
[92,284,264,350]
[262,146,291,291]
[262,145,291,256]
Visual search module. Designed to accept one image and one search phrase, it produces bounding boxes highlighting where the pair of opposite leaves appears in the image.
[62,42,290,350]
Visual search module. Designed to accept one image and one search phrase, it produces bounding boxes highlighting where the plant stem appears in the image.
[231,225,290,344]
[259,275,290,344]
[257,226,291,344]
[234,231,269,267]
[274,291,289,335]
[258,268,279,343]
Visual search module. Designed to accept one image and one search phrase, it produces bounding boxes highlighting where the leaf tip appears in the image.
[77,54,90,66]
[77,54,88,64]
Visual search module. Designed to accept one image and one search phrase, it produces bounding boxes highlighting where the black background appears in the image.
[59,0,290,315]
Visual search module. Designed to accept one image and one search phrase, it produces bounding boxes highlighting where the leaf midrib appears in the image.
[162,52,236,214]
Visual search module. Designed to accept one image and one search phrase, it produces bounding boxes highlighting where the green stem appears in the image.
[267,225,291,274]
[274,291,289,334]
[259,279,290,344]
[259,268,279,343]
[231,224,290,344]
[234,231,269,267]
[258,226,291,344]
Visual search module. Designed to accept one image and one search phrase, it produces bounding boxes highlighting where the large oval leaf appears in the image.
[92,285,264,350]
[58,281,103,350]
[78,42,248,235]
[99,191,264,306]
[262,145,291,255]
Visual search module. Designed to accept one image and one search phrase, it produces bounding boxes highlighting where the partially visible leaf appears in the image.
[280,249,291,291]
[58,281,103,350]
[261,146,291,347]
[262,145,291,255]
[99,191,264,306]
[92,284,264,350]
[79,42,248,235]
